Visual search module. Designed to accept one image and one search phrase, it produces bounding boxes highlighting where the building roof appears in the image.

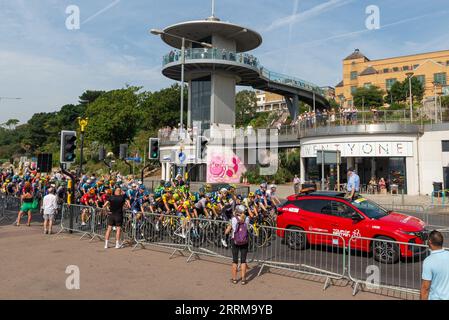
[359,66,378,76]
[344,49,370,61]
[161,18,262,53]
[335,80,344,88]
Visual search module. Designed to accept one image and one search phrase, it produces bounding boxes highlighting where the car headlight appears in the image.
[401,230,421,237]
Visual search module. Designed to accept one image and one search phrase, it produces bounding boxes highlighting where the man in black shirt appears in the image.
[102,188,130,249]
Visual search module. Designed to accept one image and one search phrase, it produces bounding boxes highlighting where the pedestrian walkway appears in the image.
[0,224,389,300]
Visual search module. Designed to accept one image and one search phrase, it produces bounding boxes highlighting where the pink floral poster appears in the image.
[207,153,245,184]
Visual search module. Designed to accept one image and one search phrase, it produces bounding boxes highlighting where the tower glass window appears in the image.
[190,75,211,133]
[350,71,358,80]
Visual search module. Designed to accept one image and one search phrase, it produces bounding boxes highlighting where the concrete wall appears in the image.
[211,72,236,125]
[212,34,236,51]
[418,130,446,195]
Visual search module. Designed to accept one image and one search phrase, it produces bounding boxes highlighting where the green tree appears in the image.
[3,119,19,130]
[388,78,424,104]
[235,90,257,127]
[353,85,385,109]
[139,84,187,131]
[79,90,105,106]
[86,87,142,153]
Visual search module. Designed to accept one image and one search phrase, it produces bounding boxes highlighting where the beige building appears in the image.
[335,49,449,107]
[255,90,287,113]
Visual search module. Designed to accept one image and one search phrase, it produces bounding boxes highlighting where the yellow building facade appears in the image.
[335,49,449,107]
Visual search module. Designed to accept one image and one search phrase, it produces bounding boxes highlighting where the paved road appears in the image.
[0,223,391,300]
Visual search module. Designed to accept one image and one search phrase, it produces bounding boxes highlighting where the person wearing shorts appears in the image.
[42,187,58,234]
[16,182,37,227]
[225,205,250,285]
[102,187,130,249]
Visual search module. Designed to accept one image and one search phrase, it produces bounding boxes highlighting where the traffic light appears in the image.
[119,144,128,160]
[196,136,209,161]
[149,138,160,160]
[60,131,77,164]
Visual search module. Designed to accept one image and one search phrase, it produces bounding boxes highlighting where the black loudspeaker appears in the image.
[37,153,53,173]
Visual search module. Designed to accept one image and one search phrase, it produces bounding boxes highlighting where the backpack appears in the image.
[233,219,248,246]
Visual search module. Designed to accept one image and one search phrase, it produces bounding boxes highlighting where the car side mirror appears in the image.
[351,212,363,222]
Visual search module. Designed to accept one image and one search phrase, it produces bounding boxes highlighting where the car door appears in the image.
[322,200,365,248]
[294,198,334,245]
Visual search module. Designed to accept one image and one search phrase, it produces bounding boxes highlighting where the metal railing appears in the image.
[347,235,430,299]
[162,48,324,96]
[55,203,449,299]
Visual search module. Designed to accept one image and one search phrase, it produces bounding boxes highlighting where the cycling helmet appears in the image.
[235,205,246,214]
[205,193,213,198]
[237,195,243,201]
[190,195,196,201]
[270,184,277,189]
[89,188,96,194]
[220,188,228,193]
[248,192,255,197]
[229,184,236,189]
[164,182,172,188]
[199,187,205,194]
[173,194,180,201]
[260,182,267,189]
[255,189,263,196]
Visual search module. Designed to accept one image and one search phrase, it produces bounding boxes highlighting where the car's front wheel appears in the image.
[286,226,306,250]
[372,236,400,264]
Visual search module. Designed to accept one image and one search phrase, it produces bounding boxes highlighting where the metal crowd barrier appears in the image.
[132,211,191,258]
[253,226,347,289]
[184,217,242,263]
[54,204,449,300]
[347,236,429,299]
[58,204,95,239]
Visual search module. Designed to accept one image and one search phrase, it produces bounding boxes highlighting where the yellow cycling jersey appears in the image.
[162,194,175,205]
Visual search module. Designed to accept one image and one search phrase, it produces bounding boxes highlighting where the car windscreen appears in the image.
[351,198,389,219]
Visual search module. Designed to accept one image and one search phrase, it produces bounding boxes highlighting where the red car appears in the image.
[276,191,429,263]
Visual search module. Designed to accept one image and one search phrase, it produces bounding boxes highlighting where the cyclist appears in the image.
[79,188,98,226]
[267,184,281,206]
[243,192,259,219]
[217,188,234,221]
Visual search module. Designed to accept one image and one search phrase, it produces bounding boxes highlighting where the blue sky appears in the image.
[1,0,449,124]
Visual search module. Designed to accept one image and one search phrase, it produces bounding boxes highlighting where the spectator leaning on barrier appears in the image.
[421,230,449,300]
[224,205,250,285]
[42,187,58,235]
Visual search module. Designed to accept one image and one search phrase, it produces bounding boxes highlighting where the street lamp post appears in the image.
[432,81,440,124]
[77,117,88,176]
[150,29,213,140]
[406,72,414,123]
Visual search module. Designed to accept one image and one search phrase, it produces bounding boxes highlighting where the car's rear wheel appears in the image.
[372,236,400,264]
[286,226,306,250]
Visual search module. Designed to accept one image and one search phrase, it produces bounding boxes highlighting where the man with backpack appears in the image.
[224,205,250,285]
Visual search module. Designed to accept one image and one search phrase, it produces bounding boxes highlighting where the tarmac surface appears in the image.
[0,221,392,300]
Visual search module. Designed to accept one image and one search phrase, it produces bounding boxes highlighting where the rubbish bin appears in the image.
[433,182,443,197]
[433,182,443,192]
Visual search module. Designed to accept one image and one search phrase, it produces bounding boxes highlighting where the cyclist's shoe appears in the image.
[81,222,87,226]
[115,242,123,249]
[221,238,228,248]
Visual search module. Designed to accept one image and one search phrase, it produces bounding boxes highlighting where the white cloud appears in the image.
[264,0,355,32]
